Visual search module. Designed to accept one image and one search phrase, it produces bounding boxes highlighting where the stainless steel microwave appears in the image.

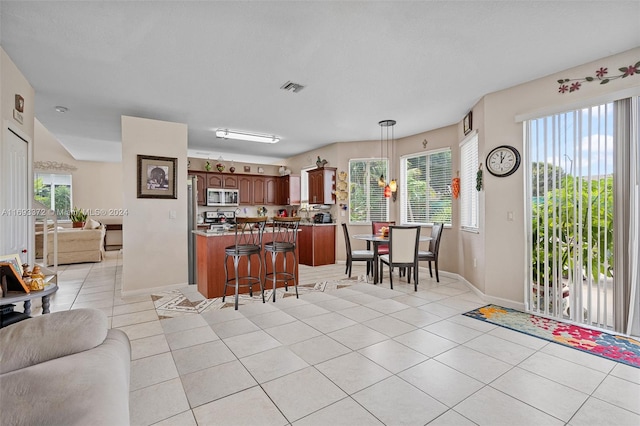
[207,188,239,206]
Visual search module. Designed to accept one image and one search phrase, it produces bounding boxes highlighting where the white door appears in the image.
[1,128,30,259]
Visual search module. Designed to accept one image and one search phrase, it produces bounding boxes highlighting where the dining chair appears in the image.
[223,217,268,310]
[341,223,374,278]
[371,221,395,255]
[379,226,421,291]
[417,223,444,282]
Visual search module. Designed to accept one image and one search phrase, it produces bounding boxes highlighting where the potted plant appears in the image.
[70,207,87,228]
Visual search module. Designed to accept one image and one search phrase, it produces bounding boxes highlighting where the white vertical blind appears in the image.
[527,102,617,330]
[460,133,479,230]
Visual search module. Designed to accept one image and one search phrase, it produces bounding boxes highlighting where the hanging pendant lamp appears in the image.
[379,119,397,199]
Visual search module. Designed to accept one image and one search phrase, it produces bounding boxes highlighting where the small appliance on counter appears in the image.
[277,209,288,217]
[313,212,332,223]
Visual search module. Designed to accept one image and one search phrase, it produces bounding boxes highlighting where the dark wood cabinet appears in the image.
[207,173,238,189]
[238,175,253,205]
[189,172,207,206]
[308,167,336,205]
[253,176,266,204]
[278,175,301,205]
[265,176,277,205]
[298,224,336,266]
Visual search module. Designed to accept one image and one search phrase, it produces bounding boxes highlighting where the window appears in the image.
[348,158,388,224]
[460,133,479,230]
[400,148,452,225]
[34,173,72,220]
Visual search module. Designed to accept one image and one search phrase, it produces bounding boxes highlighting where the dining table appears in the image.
[352,233,432,284]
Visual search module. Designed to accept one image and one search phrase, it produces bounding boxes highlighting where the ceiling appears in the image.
[1,1,639,164]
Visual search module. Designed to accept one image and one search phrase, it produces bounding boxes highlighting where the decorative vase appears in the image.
[72,222,85,228]
[229,167,235,173]
[216,163,225,172]
[204,161,212,172]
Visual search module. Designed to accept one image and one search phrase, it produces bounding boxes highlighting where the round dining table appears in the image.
[352,233,432,284]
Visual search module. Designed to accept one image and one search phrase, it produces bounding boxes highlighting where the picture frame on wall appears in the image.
[137,155,178,199]
[463,111,473,135]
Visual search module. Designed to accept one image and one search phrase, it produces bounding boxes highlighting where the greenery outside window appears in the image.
[400,148,452,225]
[349,159,388,224]
[34,173,72,220]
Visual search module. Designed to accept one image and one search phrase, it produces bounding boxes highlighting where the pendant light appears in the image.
[379,119,397,200]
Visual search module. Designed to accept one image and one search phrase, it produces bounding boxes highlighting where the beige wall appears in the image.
[0,48,35,262]
[121,116,188,295]
[479,46,640,306]
[33,119,124,222]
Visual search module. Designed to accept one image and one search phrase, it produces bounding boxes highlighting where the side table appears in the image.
[1,283,59,316]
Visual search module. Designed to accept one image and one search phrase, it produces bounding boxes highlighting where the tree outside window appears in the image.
[34,173,72,220]
[349,159,388,224]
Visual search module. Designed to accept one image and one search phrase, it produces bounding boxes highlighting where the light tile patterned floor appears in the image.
[31,251,640,425]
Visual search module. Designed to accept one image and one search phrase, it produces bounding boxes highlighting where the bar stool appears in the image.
[263,217,301,302]
[223,217,267,310]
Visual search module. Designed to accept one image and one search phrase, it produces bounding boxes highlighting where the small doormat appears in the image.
[463,304,640,369]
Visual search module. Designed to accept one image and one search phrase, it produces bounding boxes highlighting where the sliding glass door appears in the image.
[526,98,639,335]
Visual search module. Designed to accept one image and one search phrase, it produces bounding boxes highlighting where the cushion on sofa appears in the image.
[83,217,101,229]
[0,309,108,374]
[0,328,131,426]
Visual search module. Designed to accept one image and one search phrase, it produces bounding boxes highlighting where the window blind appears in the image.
[460,134,479,230]
[400,149,452,225]
[349,159,388,224]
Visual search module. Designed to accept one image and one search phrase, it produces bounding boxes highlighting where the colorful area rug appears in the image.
[464,304,640,369]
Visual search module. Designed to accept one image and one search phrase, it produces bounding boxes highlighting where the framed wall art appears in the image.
[137,155,177,199]
[463,111,473,135]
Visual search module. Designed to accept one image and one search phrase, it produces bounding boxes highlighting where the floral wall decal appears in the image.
[557,60,639,94]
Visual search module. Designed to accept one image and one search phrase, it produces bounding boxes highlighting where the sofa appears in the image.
[0,309,131,425]
[35,225,106,265]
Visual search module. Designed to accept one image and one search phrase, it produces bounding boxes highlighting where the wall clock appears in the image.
[486,145,521,177]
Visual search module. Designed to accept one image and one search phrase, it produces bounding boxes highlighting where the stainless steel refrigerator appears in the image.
[187,175,198,284]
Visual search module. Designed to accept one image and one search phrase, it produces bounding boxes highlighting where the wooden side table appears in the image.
[1,283,59,316]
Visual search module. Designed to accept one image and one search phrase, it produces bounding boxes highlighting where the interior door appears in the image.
[1,128,30,257]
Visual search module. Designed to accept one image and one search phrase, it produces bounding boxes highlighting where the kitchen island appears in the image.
[298,223,336,266]
[194,229,299,299]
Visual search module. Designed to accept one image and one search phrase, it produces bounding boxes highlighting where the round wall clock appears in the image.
[486,145,521,177]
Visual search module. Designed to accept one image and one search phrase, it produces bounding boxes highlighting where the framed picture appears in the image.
[463,111,473,135]
[0,253,24,276]
[244,166,251,173]
[137,155,177,199]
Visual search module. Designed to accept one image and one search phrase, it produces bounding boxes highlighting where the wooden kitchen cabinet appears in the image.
[298,224,336,266]
[189,171,207,205]
[308,167,336,205]
[265,176,278,205]
[238,175,253,205]
[278,175,301,205]
[253,176,266,204]
[207,173,238,189]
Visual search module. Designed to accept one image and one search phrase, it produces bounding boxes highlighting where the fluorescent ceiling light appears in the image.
[215,129,280,144]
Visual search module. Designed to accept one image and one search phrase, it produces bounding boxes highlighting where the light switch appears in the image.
[507,211,514,221]
[169,210,176,219]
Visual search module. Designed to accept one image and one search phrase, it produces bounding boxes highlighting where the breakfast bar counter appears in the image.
[194,230,299,299]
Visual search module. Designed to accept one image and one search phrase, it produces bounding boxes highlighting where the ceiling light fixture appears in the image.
[54,106,68,113]
[215,129,280,144]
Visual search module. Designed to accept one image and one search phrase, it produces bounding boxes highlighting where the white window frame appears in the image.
[34,172,73,221]
[460,131,479,232]
[348,158,389,225]
[400,148,452,226]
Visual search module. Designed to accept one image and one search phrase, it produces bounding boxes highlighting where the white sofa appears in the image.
[0,309,131,425]
[35,226,106,265]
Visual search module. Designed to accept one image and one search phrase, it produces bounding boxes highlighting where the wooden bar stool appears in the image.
[263,217,301,302]
[223,217,267,310]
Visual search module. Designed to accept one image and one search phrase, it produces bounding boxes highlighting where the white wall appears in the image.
[121,116,188,295]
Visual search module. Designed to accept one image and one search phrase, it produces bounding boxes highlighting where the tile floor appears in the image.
[30,251,640,425]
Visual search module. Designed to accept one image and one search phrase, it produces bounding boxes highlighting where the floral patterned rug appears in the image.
[464,304,640,369]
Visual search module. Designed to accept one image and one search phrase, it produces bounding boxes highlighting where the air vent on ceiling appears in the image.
[280,81,305,93]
